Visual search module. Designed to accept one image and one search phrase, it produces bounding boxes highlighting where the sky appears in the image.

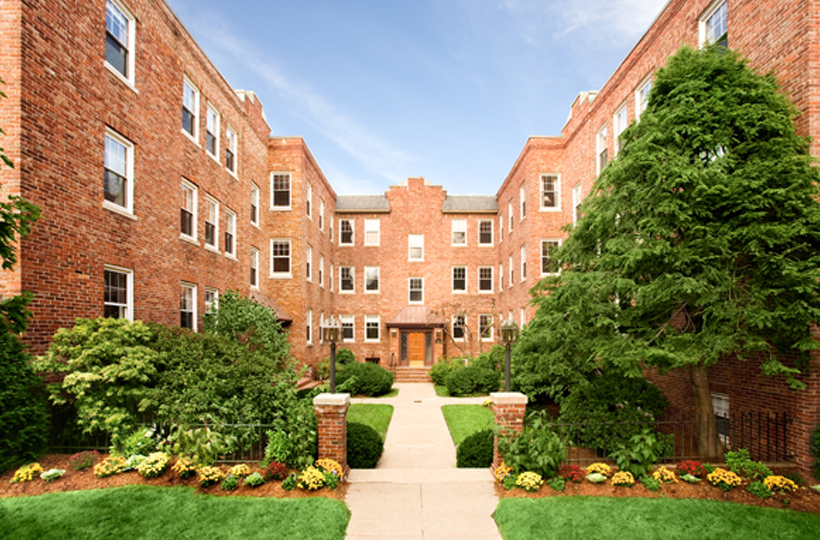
[166,0,670,196]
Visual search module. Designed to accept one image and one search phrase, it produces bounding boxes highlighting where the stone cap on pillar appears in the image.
[490,392,528,406]
[313,393,351,407]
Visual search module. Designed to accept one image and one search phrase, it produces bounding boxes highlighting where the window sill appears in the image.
[225,254,238,261]
[179,234,200,246]
[339,243,354,247]
[364,243,380,247]
[451,244,467,248]
[251,222,260,230]
[478,290,494,294]
[205,245,221,254]
[181,129,200,147]
[227,169,239,180]
[104,62,138,94]
[270,206,292,212]
[478,243,494,248]
[270,273,292,280]
[452,290,467,295]
[207,152,220,165]
[250,285,260,291]
[102,201,137,220]
[339,290,355,294]
[364,340,381,343]
[539,207,561,213]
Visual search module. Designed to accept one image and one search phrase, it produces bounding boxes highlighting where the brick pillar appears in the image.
[792,341,820,480]
[313,393,351,476]
[491,392,528,470]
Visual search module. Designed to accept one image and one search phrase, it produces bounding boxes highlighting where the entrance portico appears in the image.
[385,306,447,369]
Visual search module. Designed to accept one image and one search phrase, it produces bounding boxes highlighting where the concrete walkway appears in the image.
[344,383,502,540]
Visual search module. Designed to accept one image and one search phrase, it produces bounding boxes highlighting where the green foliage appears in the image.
[430,357,465,386]
[137,452,170,478]
[117,427,161,457]
[244,472,265,487]
[346,422,384,469]
[264,430,292,464]
[165,426,235,466]
[724,448,772,480]
[497,411,566,478]
[456,429,494,468]
[444,366,500,397]
[442,404,494,446]
[747,480,774,499]
[347,403,393,441]
[336,362,394,396]
[640,475,662,493]
[547,476,566,492]
[281,472,298,490]
[335,348,355,366]
[608,428,669,478]
[471,345,505,372]
[221,474,240,491]
[67,451,99,471]
[811,424,820,480]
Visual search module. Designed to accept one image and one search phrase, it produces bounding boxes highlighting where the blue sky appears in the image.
[166,0,669,196]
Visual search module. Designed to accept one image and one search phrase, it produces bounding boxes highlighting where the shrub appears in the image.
[221,474,239,491]
[559,464,585,483]
[811,423,820,480]
[68,450,100,471]
[652,466,678,484]
[166,426,234,467]
[764,475,798,493]
[748,480,774,499]
[40,468,66,483]
[502,475,518,490]
[337,362,394,396]
[118,427,161,457]
[585,463,612,477]
[264,430,292,465]
[456,429,494,468]
[676,460,706,478]
[198,466,225,487]
[323,470,340,490]
[244,472,265,487]
[94,456,126,478]
[608,428,669,478]
[336,348,355,366]
[138,452,170,478]
[445,366,500,397]
[172,457,197,479]
[471,346,505,373]
[430,358,465,386]
[515,472,543,492]
[227,464,251,477]
[497,412,565,478]
[347,422,384,469]
[707,468,742,491]
[282,472,298,490]
[297,466,326,490]
[612,471,634,487]
[725,449,772,480]
[263,461,288,482]
[641,475,662,493]
[547,477,566,492]
[10,463,44,483]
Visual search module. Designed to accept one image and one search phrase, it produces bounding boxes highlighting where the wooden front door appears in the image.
[408,332,425,366]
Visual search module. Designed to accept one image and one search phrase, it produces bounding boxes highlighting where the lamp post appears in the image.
[321,316,342,393]
[499,319,520,392]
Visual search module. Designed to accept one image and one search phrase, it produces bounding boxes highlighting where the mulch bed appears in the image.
[0,454,346,501]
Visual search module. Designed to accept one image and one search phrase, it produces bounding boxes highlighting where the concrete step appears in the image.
[392,367,433,383]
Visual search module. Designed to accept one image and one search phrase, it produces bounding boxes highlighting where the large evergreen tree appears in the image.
[514,46,820,456]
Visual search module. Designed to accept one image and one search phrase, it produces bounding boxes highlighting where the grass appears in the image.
[376,387,399,398]
[347,403,394,441]
[0,485,349,540]
[434,385,450,397]
[441,404,494,446]
[494,497,820,540]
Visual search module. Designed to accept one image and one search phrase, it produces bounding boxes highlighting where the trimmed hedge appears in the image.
[430,358,464,386]
[445,366,500,397]
[337,362,394,397]
[456,429,494,468]
[347,422,384,469]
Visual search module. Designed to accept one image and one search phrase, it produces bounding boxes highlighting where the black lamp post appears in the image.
[499,319,520,392]
[321,316,342,393]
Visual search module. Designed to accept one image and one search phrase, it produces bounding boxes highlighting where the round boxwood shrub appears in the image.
[430,358,464,386]
[347,422,384,469]
[456,429,494,468]
[337,362,394,397]
[445,366,501,397]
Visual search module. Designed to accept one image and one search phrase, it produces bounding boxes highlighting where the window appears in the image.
[105,0,135,84]
[541,239,561,275]
[340,219,354,245]
[408,234,424,261]
[499,213,503,242]
[319,256,325,287]
[271,239,291,276]
[613,105,628,155]
[306,182,312,219]
[204,197,219,250]
[711,392,730,443]
[271,173,291,209]
[596,125,608,175]
[104,266,132,320]
[509,255,514,288]
[452,266,467,293]
[250,247,259,288]
[364,219,380,246]
[305,245,312,282]
[520,185,526,219]
[205,288,218,315]
[479,267,493,293]
[636,77,652,119]
[508,202,513,231]
[206,104,220,158]
[180,283,196,330]
[340,266,354,292]
[478,220,493,245]
[572,184,583,224]
[365,266,380,292]
[182,77,199,140]
[319,199,325,230]
[226,126,237,174]
[104,129,134,213]
[365,315,380,342]
[341,315,354,342]
[250,184,259,226]
[540,174,560,210]
[306,309,313,345]
[409,277,424,304]
[479,314,493,341]
[521,244,527,281]
[499,263,503,290]
[452,220,467,246]
[180,180,197,240]
[225,209,236,257]
[701,1,728,48]
[520,308,526,329]
[452,315,465,340]
[329,264,334,291]
[330,217,334,243]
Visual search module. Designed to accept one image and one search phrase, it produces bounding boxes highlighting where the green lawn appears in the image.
[441,404,494,446]
[376,387,399,398]
[0,485,349,540]
[348,403,394,441]
[494,497,820,540]
[434,385,450,397]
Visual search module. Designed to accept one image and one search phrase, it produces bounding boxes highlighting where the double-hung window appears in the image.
[104,129,134,214]
[452,266,467,293]
[364,219,380,246]
[340,219,354,245]
[271,239,291,277]
[479,314,493,341]
[206,104,220,159]
[613,105,628,156]
[271,173,291,209]
[340,267,354,292]
[541,239,561,275]
[365,315,380,342]
[540,174,560,210]
[180,283,196,330]
[105,0,135,85]
[306,309,313,345]
[636,78,652,119]
[572,184,583,224]
[341,315,354,342]
[305,245,312,282]
[204,197,219,250]
[319,200,325,230]
[409,278,424,304]
[182,78,199,140]
[365,266,380,292]
[180,180,197,240]
[250,247,259,288]
[520,186,526,219]
[478,220,493,245]
[226,126,237,174]
[225,209,236,257]
[596,126,608,175]
[319,256,325,287]
[478,267,493,293]
[205,288,218,316]
[104,265,133,320]
[508,202,514,231]
[701,1,728,48]
[250,184,259,226]
[306,182,312,219]
[520,244,527,281]
[408,234,424,261]
[509,255,514,287]
[452,220,467,246]
[452,315,465,340]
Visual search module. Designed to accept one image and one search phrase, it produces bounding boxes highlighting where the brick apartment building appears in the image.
[1,0,819,473]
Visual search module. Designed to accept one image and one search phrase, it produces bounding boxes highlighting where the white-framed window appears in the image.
[180,282,197,330]
[206,104,220,159]
[572,184,583,224]
[340,266,354,292]
[319,199,325,231]
[340,314,354,342]
[613,104,628,156]
[329,264,334,291]
[225,209,236,257]
[408,234,424,261]
[205,287,218,315]
[478,220,493,246]
[365,315,380,342]
[479,314,493,341]
[541,239,561,276]
[204,196,219,251]
[365,266,380,293]
[104,128,134,214]
[499,263,503,290]
[499,212,504,242]
[520,308,527,329]
[596,125,608,176]
[306,182,312,219]
[452,219,467,246]
[226,126,237,174]
[636,77,652,119]
[478,266,493,293]
[364,219,380,246]
[520,244,527,281]
[306,309,313,345]
[103,265,133,320]
[711,391,730,443]
[250,247,259,288]
[105,0,136,86]
[509,255,514,288]
[540,174,560,210]
[319,256,325,287]
[182,77,199,141]
[508,202,514,231]
[700,0,728,48]
[271,238,291,277]
[250,184,259,227]
[520,185,526,219]
[271,172,291,209]
[340,219,354,245]
[452,315,465,341]
[409,277,424,304]
[452,266,467,293]
[305,245,312,282]
[330,216,334,244]
[180,179,197,241]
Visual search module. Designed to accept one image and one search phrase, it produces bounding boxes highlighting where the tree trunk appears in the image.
[689,364,721,458]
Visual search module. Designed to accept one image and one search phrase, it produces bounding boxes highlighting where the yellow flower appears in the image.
[612,471,634,487]
[652,466,678,484]
[493,462,512,482]
[10,463,44,483]
[764,475,797,493]
[515,472,543,492]
[586,463,612,477]
[227,464,251,477]
[297,466,326,491]
[315,458,344,480]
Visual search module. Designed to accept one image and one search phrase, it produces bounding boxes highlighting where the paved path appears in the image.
[344,383,502,540]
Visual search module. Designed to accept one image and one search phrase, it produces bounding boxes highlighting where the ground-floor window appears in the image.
[104,265,133,320]
[180,283,196,330]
